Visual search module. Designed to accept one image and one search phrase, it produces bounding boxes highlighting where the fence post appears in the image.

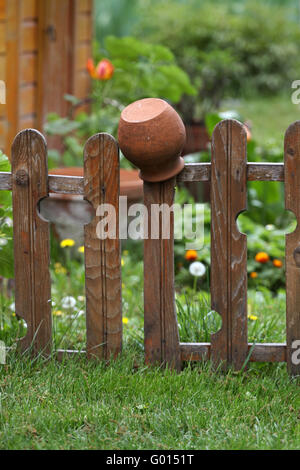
[84,133,122,359]
[210,119,248,370]
[284,121,300,376]
[12,129,52,355]
[144,178,181,371]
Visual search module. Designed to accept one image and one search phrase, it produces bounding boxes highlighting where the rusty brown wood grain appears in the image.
[210,120,248,370]
[285,121,300,376]
[144,178,181,371]
[12,129,52,355]
[84,133,122,359]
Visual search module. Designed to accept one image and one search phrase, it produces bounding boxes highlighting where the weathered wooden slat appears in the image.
[0,163,288,193]
[180,343,210,361]
[144,178,181,371]
[248,343,286,363]
[56,342,287,363]
[177,162,285,183]
[84,133,122,359]
[247,162,284,182]
[210,120,248,370]
[12,129,52,355]
[180,343,286,363]
[285,121,300,376]
[177,163,211,182]
[0,172,12,190]
[48,174,84,194]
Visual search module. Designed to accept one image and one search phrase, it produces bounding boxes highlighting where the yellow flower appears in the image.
[248,314,258,321]
[55,266,67,275]
[122,283,125,289]
[60,239,75,248]
[78,246,85,254]
[123,250,129,256]
[53,310,63,317]
[121,258,125,267]
[122,317,129,325]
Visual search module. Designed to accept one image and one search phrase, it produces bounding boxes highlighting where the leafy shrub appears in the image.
[136,0,300,121]
[45,36,195,167]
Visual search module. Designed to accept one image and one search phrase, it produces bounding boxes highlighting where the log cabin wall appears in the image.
[0,0,93,156]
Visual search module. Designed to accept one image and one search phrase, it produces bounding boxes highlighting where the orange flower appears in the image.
[185,250,198,262]
[255,252,270,264]
[250,272,258,279]
[96,59,114,80]
[273,259,283,268]
[87,58,114,81]
[87,58,97,79]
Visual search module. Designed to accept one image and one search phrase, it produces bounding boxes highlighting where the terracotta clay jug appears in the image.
[118,98,186,182]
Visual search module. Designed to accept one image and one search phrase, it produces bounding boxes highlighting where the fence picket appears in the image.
[1,123,298,375]
[144,178,181,371]
[12,129,52,355]
[284,121,300,376]
[84,133,122,359]
[210,120,248,370]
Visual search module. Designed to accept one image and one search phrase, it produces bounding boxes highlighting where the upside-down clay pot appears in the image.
[118,98,186,182]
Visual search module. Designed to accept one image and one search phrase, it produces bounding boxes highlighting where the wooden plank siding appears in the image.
[0,0,93,156]
[0,0,6,148]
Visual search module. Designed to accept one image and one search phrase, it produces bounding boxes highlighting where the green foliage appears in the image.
[94,0,141,44]
[136,0,300,120]
[45,36,195,167]
[98,35,196,104]
[0,153,14,279]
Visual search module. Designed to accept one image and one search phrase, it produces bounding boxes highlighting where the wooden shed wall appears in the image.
[0,0,93,156]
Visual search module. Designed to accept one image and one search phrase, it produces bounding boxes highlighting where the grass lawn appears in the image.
[0,350,299,450]
[222,94,300,146]
[1,95,300,450]
[0,267,299,450]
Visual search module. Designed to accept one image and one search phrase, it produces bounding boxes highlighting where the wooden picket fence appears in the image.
[0,119,300,376]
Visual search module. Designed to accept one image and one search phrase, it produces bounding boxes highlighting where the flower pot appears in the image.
[118,98,186,182]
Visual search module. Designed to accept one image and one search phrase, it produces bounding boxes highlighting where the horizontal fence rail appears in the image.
[0,163,286,193]
[0,121,299,376]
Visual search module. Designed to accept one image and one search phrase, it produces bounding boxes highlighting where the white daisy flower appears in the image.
[189,261,206,277]
[61,296,76,309]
